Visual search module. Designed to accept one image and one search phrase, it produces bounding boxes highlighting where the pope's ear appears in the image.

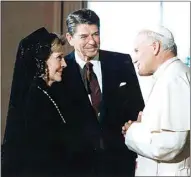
[66,33,74,46]
[153,41,160,55]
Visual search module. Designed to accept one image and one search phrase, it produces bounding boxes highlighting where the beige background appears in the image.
[1,1,85,141]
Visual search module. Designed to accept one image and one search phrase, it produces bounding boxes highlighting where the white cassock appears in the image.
[125,57,190,176]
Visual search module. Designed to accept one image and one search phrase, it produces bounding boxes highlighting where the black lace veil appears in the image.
[2,27,58,164]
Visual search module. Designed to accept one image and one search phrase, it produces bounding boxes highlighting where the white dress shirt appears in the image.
[125,57,190,176]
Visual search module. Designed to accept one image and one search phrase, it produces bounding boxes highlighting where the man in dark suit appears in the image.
[51,8,145,177]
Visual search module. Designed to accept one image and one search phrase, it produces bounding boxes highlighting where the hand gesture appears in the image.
[121,111,143,137]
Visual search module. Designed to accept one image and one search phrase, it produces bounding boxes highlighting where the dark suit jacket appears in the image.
[51,49,145,176]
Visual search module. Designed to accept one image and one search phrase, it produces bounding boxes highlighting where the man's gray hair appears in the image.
[138,25,177,56]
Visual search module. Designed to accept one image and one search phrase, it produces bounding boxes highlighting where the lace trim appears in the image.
[37,86,66,123]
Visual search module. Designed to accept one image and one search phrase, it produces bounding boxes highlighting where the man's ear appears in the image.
[66,33,74,46]
[153,41,160,55]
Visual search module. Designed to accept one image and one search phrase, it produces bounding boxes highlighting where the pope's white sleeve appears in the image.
[125,123,188,161]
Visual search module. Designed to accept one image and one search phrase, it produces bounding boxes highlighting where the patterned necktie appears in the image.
[84,62,102,118]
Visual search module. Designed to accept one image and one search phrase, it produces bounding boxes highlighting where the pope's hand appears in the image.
[121,111,143,137]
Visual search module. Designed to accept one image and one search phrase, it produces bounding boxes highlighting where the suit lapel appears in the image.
[100,50,120,101]
[65,51,92,106]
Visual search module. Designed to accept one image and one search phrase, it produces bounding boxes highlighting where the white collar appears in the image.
[153,56,179,80]
[75,51,100,69]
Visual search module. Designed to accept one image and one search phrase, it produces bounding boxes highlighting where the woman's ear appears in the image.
[66,33,74,46]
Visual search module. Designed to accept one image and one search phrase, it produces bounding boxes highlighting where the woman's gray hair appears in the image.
[138,26,177,56]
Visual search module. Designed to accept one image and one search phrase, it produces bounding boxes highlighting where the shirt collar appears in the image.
[153,56,179,80]
[75,51,100,69]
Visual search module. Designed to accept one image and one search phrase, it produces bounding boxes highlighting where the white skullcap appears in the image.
[139,25,175,42]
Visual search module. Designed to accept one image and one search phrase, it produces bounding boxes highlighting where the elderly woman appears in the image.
[2,27,68,177]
